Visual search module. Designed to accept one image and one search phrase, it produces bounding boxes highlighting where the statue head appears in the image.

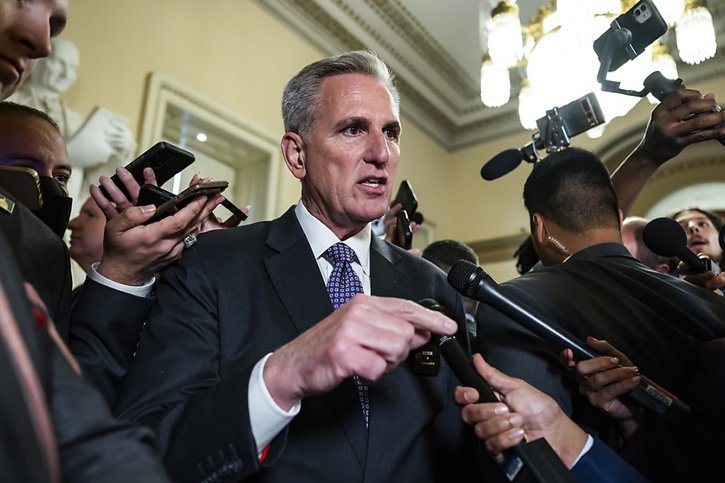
[31,37,79,94]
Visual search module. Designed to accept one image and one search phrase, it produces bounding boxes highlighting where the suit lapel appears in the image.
[366,240,437,479]
[264,208,331,335]
[264,208,369,469]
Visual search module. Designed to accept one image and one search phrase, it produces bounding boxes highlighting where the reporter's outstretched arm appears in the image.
[612,88,725,216]
[455,354,650,482]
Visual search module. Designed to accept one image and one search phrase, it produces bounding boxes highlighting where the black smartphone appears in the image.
[145,180,228,224]
[593,0,667,72]
[0,166,42,210]
[101,142,195,199]
[536,92,606,141]
[391,180,418,217]
[394,209,413,250]
[137,184,173,207]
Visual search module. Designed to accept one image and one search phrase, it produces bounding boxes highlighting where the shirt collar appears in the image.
[295,201,371,273]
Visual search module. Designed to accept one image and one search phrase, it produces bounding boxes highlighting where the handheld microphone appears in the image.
[481,149,525,181]
[642,217,721,275]
[447,260,691,424]
[418,298,577,483]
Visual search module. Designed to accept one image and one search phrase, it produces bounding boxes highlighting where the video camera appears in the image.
[481,93,605,180]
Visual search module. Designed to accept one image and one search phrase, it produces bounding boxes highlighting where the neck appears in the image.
[560,228,623,256]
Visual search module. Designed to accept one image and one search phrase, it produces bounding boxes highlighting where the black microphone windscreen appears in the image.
[642,217,688,257]
[480,149,524,181]
[447,259,483,298]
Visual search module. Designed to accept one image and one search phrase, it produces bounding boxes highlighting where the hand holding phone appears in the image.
[101,142,195,199]
[144,180,228,225]
[394,210,413,250]
[391,180,418,217]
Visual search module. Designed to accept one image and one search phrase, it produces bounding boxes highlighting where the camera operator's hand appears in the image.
[612,88,725,216]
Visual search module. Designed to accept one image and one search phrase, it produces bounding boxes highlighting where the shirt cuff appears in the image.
[249,353,301,455]
[569,434,594,469]
[88,262,155,298]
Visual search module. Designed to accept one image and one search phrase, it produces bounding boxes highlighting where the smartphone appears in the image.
[101,142,195,199]
[137,184,173,207]
[0,166,42,210]
[145,180,228,224]
[394,210,413,250]
[537,92,606,141]
[391,180,418,217]
[593,0,667,72]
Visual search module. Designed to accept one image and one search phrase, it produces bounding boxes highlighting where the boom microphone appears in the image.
[447,260,691,423]
[642,217,721,275]
[418,298,577,483]
[481,149,525,181]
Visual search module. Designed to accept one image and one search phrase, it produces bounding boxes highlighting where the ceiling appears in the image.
[256,0,725,151]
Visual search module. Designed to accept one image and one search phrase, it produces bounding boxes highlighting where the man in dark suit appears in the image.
[115,50,478,483]
[477,147,725,482]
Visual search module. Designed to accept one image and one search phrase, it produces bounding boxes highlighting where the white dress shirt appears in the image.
[248,201,372,454]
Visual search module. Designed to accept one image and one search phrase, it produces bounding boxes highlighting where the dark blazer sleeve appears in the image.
[50,340,172,483]
[114,244,263,482]
[69,278,155,406]
[571,437,651,483]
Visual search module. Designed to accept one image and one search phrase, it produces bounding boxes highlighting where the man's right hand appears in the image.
[263,296,459,410]
[635,88,724,166]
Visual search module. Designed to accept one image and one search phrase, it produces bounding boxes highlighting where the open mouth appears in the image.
[360,177,386,189]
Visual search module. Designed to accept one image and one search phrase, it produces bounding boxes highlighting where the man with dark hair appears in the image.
[477,147,725,481]
[115,50,476,483]
[621,216,677,274]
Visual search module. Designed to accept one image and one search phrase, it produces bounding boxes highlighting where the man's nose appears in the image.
[16,14,52,59]
[364,131,390,166]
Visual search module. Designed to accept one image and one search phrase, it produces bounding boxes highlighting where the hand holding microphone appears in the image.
[447,260,691,424]
[642,217,721,275]
[419,299,577,483]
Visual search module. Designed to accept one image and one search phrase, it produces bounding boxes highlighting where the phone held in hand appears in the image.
[101,141,195,199]
[391,180,418,217]
[593,0,667,72]
[137,184,173,208]
[144,180,228,225]
[394,209,413,250]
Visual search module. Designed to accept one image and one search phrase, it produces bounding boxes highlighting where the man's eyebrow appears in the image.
[333,116,369,129]
[55,163,72,174]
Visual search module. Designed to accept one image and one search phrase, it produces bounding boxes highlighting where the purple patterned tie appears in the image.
[323,242,369,428]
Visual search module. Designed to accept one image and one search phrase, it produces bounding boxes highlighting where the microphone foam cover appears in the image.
[481,149,525,181]
[642,217,687,257]
[447,260,483,298]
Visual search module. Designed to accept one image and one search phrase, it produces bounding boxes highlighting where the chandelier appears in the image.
[480,0,718,132]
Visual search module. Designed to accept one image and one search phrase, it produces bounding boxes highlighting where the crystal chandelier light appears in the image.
[479,0,718,131]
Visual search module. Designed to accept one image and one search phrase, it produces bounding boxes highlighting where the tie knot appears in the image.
[323,242,358,265]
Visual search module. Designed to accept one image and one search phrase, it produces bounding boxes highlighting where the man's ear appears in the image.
[281,132,306,180]
[532,213,548,245]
